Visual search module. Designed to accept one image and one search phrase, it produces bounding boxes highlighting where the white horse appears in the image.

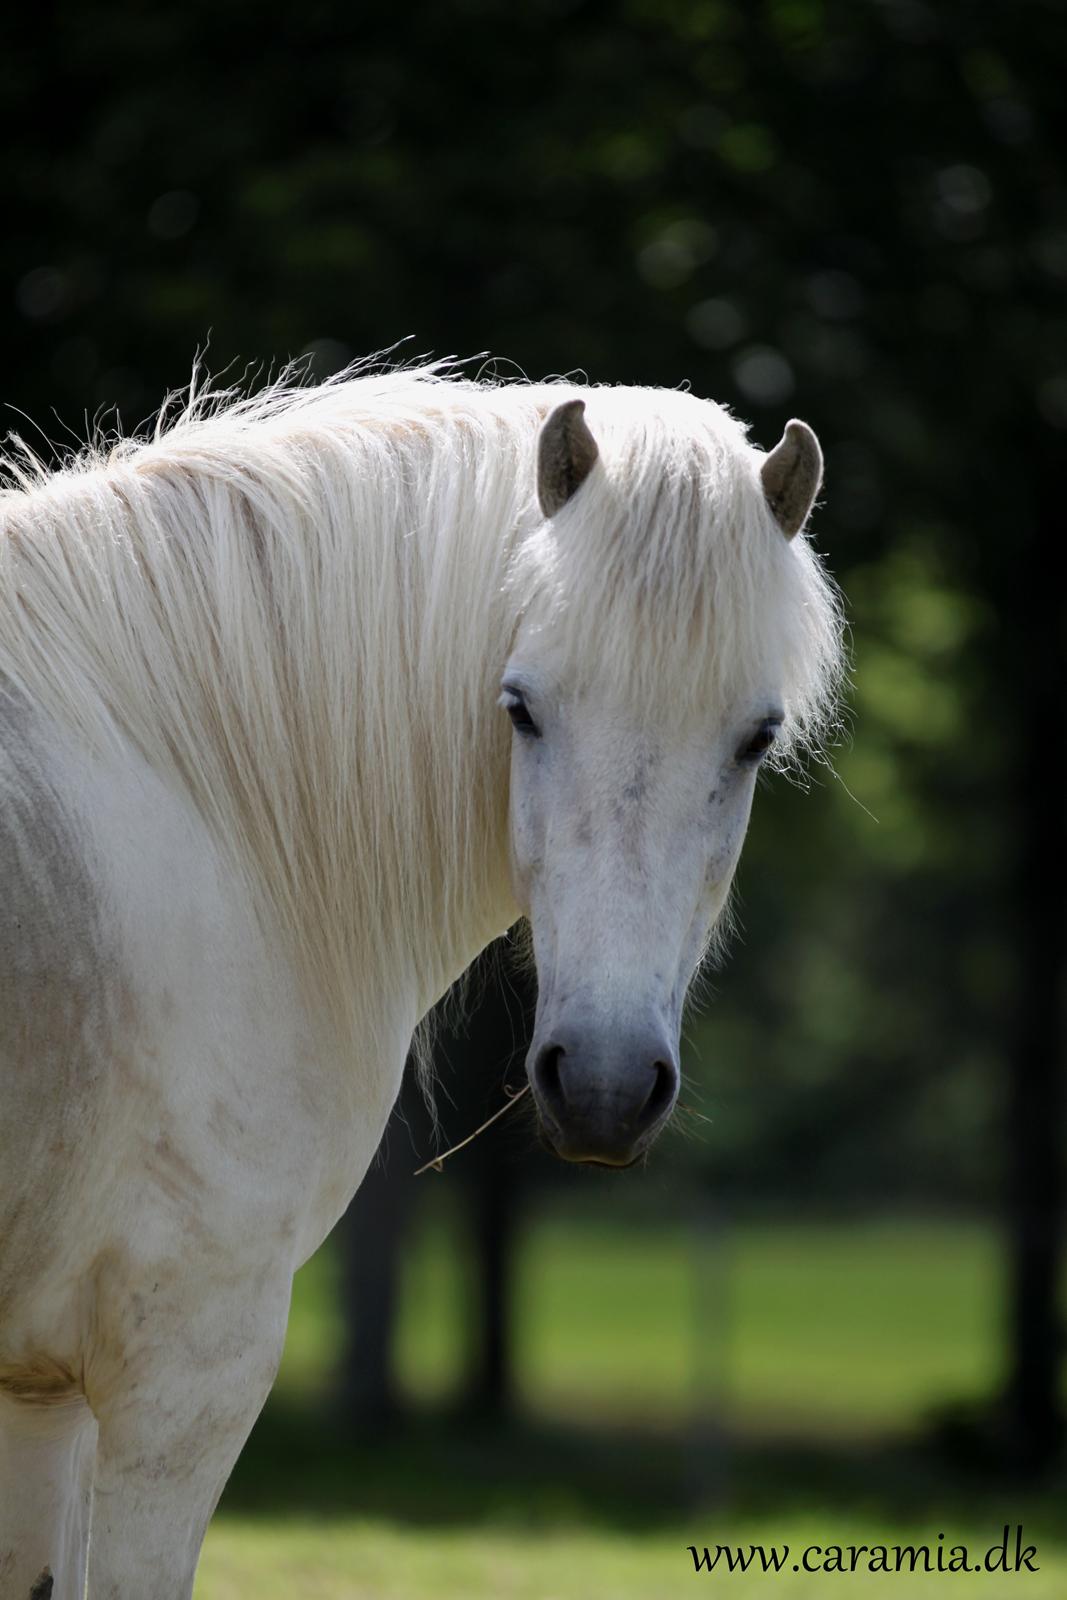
[0,363,841,1597]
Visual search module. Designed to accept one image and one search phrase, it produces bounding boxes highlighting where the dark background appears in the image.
[3,0,1064,1567]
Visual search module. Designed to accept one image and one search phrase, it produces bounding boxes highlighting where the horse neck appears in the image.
[0,400,526,1061]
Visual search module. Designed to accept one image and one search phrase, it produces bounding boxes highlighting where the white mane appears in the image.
[0,363,843,1065]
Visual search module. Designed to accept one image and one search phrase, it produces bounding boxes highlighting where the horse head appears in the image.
[506,394,831,1166]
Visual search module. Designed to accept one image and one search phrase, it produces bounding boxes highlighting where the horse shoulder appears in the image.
[0,695,400,1321]
[0,694,124,1326]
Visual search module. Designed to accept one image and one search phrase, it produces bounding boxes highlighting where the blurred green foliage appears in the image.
[3,0,1064,1206]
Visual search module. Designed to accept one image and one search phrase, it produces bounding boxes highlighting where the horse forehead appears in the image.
[556,721,715,834]
[564,702,708,777]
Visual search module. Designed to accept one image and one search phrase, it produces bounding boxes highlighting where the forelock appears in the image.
[509,389,844,755]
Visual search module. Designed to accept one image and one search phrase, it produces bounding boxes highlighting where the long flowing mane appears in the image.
[0,362,843,1065]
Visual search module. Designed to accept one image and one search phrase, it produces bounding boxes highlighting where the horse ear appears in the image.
[760,419,823,539]
[537,399,599,518]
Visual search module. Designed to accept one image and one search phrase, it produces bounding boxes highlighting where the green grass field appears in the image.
[199,1517,1067,1600]
[196,1212,1067,1597]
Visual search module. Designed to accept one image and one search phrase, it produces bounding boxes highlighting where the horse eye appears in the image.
[738,719,780,762]
[503,691,540,738]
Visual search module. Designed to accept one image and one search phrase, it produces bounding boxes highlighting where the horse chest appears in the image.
[0,716,404,1340]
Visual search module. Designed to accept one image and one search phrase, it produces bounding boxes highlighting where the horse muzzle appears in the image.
[526,1023,680,1166]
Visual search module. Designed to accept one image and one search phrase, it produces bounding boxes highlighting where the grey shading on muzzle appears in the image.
[528,1023,680,1166]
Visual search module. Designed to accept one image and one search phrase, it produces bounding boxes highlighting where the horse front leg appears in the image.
[0,1390,96,1600]
[85,1264,292,1600]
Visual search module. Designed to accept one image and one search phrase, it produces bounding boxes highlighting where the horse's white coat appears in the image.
[0,364,842,1595]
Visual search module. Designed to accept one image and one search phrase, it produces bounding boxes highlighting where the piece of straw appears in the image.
[413,1083,530,1176]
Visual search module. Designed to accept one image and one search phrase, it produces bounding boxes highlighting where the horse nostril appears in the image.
[638,1059,677,1129]
[532,1044,569,1123]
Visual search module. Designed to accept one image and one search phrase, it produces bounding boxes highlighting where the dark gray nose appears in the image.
[528,1028,680,1166]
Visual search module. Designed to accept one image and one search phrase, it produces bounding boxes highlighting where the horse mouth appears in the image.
[536,1120,646,1170]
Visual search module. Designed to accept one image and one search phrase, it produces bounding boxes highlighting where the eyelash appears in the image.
[737,720,781,762]
[502,690,541,738]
